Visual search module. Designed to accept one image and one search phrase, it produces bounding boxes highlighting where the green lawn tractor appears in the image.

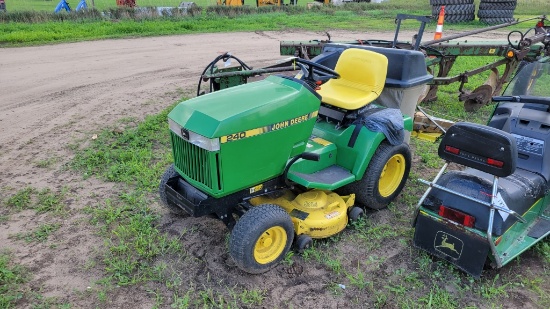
[160,45,432,274]
[413,61,550,278]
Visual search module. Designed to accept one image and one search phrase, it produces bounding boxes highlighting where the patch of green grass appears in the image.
[5,187,35,210]
[535,241,550,263]
[171,290,192,309]
[15,222,61,243]
[519,274,550,308]
[3,186,68,215]
[300,244,323,262]
[238,289,265,306]
[71,105,176,191]
[479,274,509,300]
[411,137,440,169]
[86,192,182,286]
[36,188,67,214]
[35,157,58,169]
[345,267,371,290]
[325,256,343,275]
[282,250,294,266]
[355,222,403,250]
[417,285,459,309]
[0,251,29,309]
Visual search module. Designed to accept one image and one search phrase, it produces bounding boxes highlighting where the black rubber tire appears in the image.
[477,9,514,19]
[479,17,516,25]
[338,142,411,210]
[295,234,313,254]
[229,204,294,274]
[431,4,475,16]
[159,164,188,216]
[348,206,365,222]
[436,13,475,23]
[430,0,473,5]
[480,0,516,3]
[479,2,517,10]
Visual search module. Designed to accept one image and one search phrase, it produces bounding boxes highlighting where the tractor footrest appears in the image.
[527,218,550,239]
[288,165,355,190]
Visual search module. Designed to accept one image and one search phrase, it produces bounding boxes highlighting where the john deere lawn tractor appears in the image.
[412,61,550,278]
[160,45,432,274]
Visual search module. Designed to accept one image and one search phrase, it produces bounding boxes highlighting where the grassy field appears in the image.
[4,0,549,13]
[6,0,217,11]
[1,0,548,46]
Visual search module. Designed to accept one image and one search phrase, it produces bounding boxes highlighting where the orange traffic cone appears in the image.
[434,6,445,40]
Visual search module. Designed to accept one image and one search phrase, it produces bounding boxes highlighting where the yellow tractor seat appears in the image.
[317,48,388,110]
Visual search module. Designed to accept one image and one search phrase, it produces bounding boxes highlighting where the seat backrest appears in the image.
[334,48,388,95]
[316,48,388,111]
[438,122,517,177]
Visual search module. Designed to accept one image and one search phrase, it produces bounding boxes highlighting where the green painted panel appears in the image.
[168,75,320,138]
[218,119,315,196]
[312,121,385,180]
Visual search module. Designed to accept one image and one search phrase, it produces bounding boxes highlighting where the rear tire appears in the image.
[444,14,475,23]
[340,142,411,210]
[477,10,514,19]
[479,2,517,10]
[229,204,294,274]
[480,0,516,3]
[479,17,516,24]
[159,164,188,216]
[431,4,475,16]
[430,0,473,5]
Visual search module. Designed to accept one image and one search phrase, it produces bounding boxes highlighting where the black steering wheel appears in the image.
[293,58,340,86]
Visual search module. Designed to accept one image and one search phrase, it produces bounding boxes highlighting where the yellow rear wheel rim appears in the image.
[378,153,406,197]
[253,226,287,264]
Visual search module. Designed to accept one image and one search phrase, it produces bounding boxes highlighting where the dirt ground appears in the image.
[1,29,548,308]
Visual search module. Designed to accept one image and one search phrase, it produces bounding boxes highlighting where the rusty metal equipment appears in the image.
[257,0,281,6]
[280,15,550,111]
[216,0,244,6]
[196,52,301,96]
[116,0,136,7]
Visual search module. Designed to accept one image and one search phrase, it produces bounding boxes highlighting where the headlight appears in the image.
[169,118,220,151]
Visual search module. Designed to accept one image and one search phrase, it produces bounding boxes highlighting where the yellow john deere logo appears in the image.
[434,231,463,259]
[220,111,318,143]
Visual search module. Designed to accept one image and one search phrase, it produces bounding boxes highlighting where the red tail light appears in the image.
[439,205,476,228]
[445,145,460,154]
[487,158,504,168]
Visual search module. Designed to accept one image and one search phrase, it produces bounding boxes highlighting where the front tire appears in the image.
[340,142,411,210]
[229,204,294,274]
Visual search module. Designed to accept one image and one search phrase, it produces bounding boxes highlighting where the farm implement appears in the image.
[199,16,549,112]
[280,14,550,111]
[412,61,550,278]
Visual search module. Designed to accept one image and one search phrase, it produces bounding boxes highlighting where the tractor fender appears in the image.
[349,114,412,180]
[349,126,386,181]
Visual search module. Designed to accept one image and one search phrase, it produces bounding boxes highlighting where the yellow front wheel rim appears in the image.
[378,153,406,197]
[253,226,287,264]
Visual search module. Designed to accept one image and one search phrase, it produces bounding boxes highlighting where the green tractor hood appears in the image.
[168,75,322,197]
[168,75,321,139]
